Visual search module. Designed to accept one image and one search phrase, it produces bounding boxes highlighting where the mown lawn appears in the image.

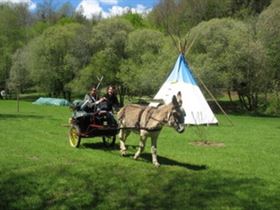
[0,100,280,210]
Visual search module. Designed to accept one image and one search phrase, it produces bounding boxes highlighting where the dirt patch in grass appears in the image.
[190,141,225,147]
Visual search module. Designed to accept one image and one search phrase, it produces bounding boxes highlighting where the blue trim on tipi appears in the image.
[166,53,197,85]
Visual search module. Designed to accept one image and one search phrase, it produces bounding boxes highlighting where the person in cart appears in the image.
[81,85,106,112]
[103,85,119,112]
[102,85,119,126]
[70,85,105,123]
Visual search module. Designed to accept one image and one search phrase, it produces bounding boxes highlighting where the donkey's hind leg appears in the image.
[134,131,147,160]
[151,132,160,167]
[119,129,130,156]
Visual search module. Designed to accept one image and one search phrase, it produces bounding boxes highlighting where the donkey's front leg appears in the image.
[119,129,129,156]
[134,133,147,160]
[151,132,160,167]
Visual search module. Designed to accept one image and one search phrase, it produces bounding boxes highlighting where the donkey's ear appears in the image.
[172,95,179,106]
[177,91,182,101]
[176,91,182,106]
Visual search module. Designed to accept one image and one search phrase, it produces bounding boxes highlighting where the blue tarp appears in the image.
[32,97,70,106]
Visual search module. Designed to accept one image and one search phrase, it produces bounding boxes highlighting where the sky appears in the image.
[0,0,159,18]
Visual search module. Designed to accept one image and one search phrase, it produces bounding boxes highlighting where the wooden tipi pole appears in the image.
[197,76,234,126]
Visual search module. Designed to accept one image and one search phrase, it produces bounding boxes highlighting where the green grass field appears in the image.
[1,100,280,210]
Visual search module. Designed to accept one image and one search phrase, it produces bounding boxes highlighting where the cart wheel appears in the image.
[102,136,116,147]
[69,125,81,148]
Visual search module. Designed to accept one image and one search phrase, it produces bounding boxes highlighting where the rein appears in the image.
[151,111,172,123]
[120,126,162,132]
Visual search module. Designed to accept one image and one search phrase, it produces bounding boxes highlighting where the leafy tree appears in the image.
[57,2,75,18]
[150,0,233,36]
[90,18,133,58]
[121,12,145,28]
[26,23,91,99]
[257,0,280,84]
[150,0,271,36]
[35,1,82,26]
[70,48,119,95]
[8,48,32,93]
[71,19,133,103]
[0,3,31,89]
[118,29,176,97]
[189,18,269,111]
[257,0,280,113]
[229,0,271,18]
[35,0,57,24]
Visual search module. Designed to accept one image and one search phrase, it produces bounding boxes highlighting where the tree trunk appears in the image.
[17,89,20,113]
[238,91,249,110]
[238,90,259,112]
[227,90,233,102]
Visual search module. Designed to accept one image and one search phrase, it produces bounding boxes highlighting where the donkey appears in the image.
[117,92,185,167]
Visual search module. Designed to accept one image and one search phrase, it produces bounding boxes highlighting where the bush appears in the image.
[265,96,280,116]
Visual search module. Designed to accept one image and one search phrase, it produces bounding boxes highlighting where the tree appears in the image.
[57,2,75,19]
[8,48,32,111]
[257,0,280,85]
[257,0,280,114]
[229,0,271,18]
[0,3,31,89]
[121,12,145,28]
[150,0,233,36]
[8,48,31,92]
[35,0,57,24]
[149,0,271,36]
[26,23,91,99]
[70,18,133,104]
[90,18,133,58]
[118,29,175,97]
[189,18,269,111]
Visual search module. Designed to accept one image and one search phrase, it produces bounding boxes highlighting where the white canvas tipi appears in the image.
[150,53,218,125]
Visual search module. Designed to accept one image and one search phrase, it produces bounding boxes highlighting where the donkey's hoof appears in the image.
[120,150,126,156]
[133,155,139,160]
[153,162,160,167]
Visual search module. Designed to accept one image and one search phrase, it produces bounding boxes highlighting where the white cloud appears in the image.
[100,0,118,5]
[0,0,36,10]
[108,6,130,17]
[131,4,152,15]
[76,0,103,19]
[107,4,151,18]
[76,0,152,19]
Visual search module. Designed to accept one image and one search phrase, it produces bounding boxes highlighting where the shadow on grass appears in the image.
[82,142,119,151]
[0,113,46,120]
[143,153,207,170]
[124,152,207,170]
[123,144,207,170]
[81,143,206,170]
[1,165,279,210]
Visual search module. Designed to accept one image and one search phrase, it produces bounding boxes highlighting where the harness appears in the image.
[119,106,169,132]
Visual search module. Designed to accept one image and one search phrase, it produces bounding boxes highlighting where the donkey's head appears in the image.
[167,91,185,133]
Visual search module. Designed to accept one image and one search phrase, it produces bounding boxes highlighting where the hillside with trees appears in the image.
[1,0,279,115]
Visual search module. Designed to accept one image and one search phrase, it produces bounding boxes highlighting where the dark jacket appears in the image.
[104,93,119,112]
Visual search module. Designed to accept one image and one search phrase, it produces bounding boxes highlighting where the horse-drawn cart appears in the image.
[69,109,119,148]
